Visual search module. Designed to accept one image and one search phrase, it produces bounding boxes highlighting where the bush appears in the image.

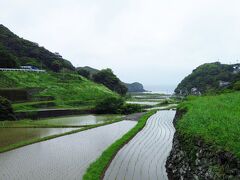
[120,104,142,114]
[95,96,124,114]
[0,50,19,68]
[233,81,240,91]
[0,96,15,120]
[95,96,142,114]
[51,60,62,72]
[77,69,90,79]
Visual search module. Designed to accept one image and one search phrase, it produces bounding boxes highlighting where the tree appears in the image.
[95,96,124,114]
[0,96,15,121]
[233,81,240,91]
[0,50,18,68]
[93,68,128,95]
[51,60,61,72]
[77,69,90,79]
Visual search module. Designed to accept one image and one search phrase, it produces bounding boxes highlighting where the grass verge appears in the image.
[0,120,122,153]
[83,110,157,180]
[177,92,240,158]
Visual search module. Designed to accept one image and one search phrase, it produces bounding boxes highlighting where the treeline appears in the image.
[78,68,127,95]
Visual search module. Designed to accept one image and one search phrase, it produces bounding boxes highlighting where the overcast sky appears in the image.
[1,0,240,92]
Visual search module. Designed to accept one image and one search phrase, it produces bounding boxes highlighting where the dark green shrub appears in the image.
[0,96,15,120]
[0,50,19,68]
[51,60,62,72]
[95,96,124,114]
[95,96,142,114]
[77,69,90,79]
[233,81,240,91]
[120,104,142,114]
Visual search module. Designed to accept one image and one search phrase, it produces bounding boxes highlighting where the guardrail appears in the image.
[0,68,46,72]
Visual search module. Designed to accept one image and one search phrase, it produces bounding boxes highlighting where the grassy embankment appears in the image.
[83,110,156,180]
[0,71,117,111]
[0,119,124,153]
[177,92,240,158]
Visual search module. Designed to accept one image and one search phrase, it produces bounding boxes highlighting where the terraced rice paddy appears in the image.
[33,114,122,126]
[0,120,136,180]
[0,128,77,148]
[126,101,160,106]
[104,110,176,180]
[0,114,122,128]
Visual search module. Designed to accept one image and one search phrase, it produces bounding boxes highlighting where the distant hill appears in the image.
[77,66,146,92]
[0,24,75,72]
[124,82,146,92]
[175,62,240,95]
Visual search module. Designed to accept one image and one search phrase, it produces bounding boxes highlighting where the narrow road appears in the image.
[0,121,136,180]
[104,110,176,180]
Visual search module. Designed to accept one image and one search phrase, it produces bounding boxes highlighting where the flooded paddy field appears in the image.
[0,128,77,148]
[104,110,176,180]
[126,101,160,106]
[0,120,136,180]
[33,114,122,126]
[0,114,122,128]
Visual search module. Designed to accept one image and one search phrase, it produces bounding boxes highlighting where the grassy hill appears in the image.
[0,71,117,111]
[175,62,240,95]
[177,92,240,157]
[0,24,74,72]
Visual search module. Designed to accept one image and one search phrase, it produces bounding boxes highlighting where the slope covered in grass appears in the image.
[0,71,117,106]
[177,92,240,157]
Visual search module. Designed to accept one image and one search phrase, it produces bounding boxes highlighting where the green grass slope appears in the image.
[177,92,240,157]
[0,71,117,110]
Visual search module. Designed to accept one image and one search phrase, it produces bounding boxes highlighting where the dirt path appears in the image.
[104,110,176,180]
[0,121,136,180]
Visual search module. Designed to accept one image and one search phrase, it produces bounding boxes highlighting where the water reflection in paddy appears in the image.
[126,101,159,105]
[0,121,136,180]
[0,128,78,148]
[34,114,122,126]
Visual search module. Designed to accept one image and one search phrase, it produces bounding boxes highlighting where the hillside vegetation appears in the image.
[175,62,240,95]
[0,24,74,72]
[0,71,117,110]
[77,66,147,93]
[177,92,240,157]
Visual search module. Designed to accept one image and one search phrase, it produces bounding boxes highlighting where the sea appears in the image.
[144,85,176,95]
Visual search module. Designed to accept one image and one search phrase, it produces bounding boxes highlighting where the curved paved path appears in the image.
[104,110,176,180]
[0,121,136,180]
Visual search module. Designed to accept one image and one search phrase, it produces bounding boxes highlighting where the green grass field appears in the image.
[177,92,240,157]
[0,71,118,111]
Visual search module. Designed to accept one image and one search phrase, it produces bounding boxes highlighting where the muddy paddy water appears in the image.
[0,120,136,180]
